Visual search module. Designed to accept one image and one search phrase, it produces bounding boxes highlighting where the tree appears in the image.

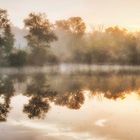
[55,19,69,31]
[56,16,86,36]
[8,50,27,67]
[105,26,127,37]
[0,9,14,66]
[0,9,9,28]
[0,9,14,55]
[24,13,57,49]
[24,13,57,65]
[55,17,86,63]
[123,36,139,65]
[3,25,14,54]
[68,17,86,36]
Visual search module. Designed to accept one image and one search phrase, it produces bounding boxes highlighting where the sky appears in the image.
[0,0,140,31]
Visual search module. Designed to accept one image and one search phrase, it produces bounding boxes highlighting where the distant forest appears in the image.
[0,8,140,67]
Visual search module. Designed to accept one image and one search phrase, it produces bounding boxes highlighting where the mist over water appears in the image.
[11,25,140,66]
[1,64,140,75]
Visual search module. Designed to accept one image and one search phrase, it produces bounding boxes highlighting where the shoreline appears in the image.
[0,64,140,74]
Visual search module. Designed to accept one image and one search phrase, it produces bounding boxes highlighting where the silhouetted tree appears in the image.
[23,96,50,119]
[0,9,14,65]
[8,50,27,67]
[56,16,86,36]
[0,75,14,121]
[24,13,57,65]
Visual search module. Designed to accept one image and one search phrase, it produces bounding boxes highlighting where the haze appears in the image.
[0,0,140,30]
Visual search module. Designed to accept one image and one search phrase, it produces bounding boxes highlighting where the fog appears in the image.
[1,9,140,67]
[10,24,140,66]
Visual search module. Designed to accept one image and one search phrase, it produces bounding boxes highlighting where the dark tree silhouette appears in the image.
[8,50,27,67]
[0,9,14,66]
[23,74,57,119]
[24,12,57,65]
[0,76,14,121]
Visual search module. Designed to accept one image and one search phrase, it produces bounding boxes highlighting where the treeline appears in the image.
[1,8,140,67]
[54,20,140,65]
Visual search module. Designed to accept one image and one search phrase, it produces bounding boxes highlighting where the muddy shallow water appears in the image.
[0,71,140,140]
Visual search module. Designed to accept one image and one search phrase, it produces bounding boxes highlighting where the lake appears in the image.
[0,68,140,140]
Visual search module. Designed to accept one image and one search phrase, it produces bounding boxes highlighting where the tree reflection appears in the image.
[23,74,85,119]
[0,75,14,121]
[54,91,84,109]
[23,74,57,119]
[0,103,9,121]
[19,73,140,119]
[23,96,50,119]
[88,73,140,99]
[0,72,140,121]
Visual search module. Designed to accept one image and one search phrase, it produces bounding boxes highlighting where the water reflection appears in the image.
[23,74,56,119]
[54,90,85,109]
[0,76,14,121]
[23,74,85,118]
[0,73,140,120]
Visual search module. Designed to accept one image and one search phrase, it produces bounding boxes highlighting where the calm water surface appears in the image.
[0,71,140,140]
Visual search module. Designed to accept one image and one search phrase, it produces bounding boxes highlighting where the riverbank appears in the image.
[0,64,140,74]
